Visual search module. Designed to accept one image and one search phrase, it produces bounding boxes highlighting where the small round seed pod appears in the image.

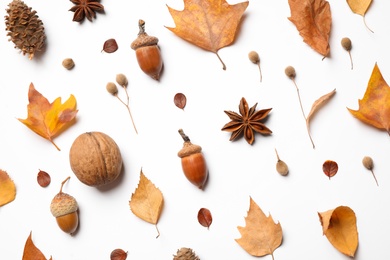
[248,51,259,64]
[106,82,118,95]
[177,129,208,189]
[62,58,75,70]
[116,73,128,87]
[285,66,296,79]
[131,19,163,81]
[341,37,352,51]
[275,149,289,176]
[50,177,78,234]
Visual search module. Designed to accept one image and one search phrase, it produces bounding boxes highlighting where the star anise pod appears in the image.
[69,0,104,22]
[221,97,272,145]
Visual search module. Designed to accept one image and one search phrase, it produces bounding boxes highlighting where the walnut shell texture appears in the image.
[69,132,122,187]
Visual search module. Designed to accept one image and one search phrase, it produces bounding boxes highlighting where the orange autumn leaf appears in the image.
[236,197,282,258]
[288,0,331,57]
[129,170,164,238]
[318,206,358,257]
[347,63,390,135]
[18,83,78,151]
[166,0,249,70]
[0,170,16,207]
[22,231,52,260]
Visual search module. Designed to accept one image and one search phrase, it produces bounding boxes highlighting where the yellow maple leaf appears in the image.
[18,83,78,151]
[235,197,283,257]
[129,170,164,238]
[166,0,249,70]
[0,170,16,207]
[347,63,390,135]
[318,206,358,257]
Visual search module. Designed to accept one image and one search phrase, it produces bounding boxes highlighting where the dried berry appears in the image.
[284,66,296,79]
[341,37,353,70]
[62,58,75,70]
[248,51,262,82]
[37,170,51,187]
[106,82,118,95]
[116,74,128,87]
[275,149,289,176]
[362,156,378,186]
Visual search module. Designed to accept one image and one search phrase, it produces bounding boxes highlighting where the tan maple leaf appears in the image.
[129,170,164,238]
[288,0,332,57]
[236,197,283,258]
[166,0,249,70]
[18,83,78,151]
[22,231,52,260]
[318,206,358,257]
[347,63,390,135]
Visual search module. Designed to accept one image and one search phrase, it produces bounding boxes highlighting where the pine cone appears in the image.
[173,247,200,260]
[5,0,46,60]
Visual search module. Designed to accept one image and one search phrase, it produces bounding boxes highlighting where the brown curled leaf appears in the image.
[102,38,118,53]
[110,248,128,260]
[174,93,187,110]
[198,208,212,228]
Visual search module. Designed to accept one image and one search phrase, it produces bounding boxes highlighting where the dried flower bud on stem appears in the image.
[285,66,315,149]
[362,156,378,186]
[341,37,353,70]
[106,74,138,134]
[248,51,262,83]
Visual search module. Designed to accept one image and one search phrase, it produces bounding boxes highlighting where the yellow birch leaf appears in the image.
[18,83,78,151]
[318,206,358,257]
[0,170,16,207]
[22,231,52,260]
[346,0,373,32]
[129,170,164,237]
[235,197,283,257]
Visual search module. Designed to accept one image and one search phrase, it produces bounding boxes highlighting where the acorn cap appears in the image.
[178,141,202,158]
[50,192,78,218]
[131,33,158,50]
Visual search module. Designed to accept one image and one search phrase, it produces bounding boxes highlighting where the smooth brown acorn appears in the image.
[177,129,208,189]
[131,19,163,81]
[50,176,78,234]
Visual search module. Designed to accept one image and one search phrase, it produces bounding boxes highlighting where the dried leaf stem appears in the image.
[155,225,160,239]
[363,16,374,33]
[215,52,226,70]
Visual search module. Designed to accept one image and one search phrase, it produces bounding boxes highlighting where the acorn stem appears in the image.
[60,176,71,193]
[138,19,146,35]
[178,129,190,142]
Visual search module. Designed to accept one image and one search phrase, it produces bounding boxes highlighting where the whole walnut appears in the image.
[69,132,122,187]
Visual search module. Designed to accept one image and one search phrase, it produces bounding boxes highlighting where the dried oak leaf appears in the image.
[166,0,249,70]
[318,206,358,257]
[22,231,52,260]
[0,170,16,207]
[222,97,272,145]
[18,83,78,151]
[129,170,164,238]
[346,0,373,32]
[236,197,282,257]
[347,63,390,135]
[288,0,331,57]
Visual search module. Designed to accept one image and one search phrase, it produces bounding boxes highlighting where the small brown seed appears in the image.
[285,66,296,79]
[116,74,128,87]
[275,149,289,176]
[106,82,118,95]
[62,58,75,70]
[341,37,352,51]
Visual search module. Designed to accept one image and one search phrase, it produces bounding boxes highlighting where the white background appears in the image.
[0,0,390,259]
